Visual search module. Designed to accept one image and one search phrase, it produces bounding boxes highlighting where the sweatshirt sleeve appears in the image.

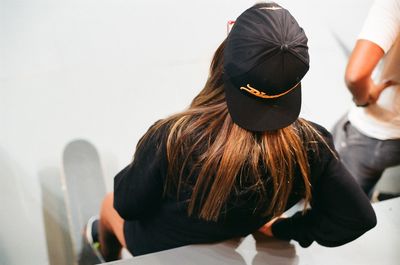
[113,123,167,220]
[271,126,377,247]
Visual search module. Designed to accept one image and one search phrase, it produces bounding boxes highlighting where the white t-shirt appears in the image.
[348,0,400,140]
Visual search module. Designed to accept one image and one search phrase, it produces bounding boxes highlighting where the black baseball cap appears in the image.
[224,2,309,132]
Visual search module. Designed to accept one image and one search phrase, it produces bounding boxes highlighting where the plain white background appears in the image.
[0,0,373,264]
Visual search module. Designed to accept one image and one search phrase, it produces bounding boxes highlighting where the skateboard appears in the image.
[61,139,107,264]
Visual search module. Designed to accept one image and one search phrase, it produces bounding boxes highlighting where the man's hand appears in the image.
[352,79,392,106]
[368,80,394,104]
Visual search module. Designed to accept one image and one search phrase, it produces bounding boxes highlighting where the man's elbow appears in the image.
[344,70,367,90]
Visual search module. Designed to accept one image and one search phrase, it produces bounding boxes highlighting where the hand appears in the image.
[353,79,393,107]
[368,80,393,104]
[258,216,285,237]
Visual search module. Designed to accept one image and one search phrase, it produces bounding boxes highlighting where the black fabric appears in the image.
[271,128,378,247]
[114,121,376,256]
[223,2,309,131]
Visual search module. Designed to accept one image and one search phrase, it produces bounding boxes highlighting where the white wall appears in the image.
[0,0,372,264]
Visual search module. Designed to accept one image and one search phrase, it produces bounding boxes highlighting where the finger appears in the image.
[380,80,394,89]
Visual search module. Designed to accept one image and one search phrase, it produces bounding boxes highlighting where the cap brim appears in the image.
[224,79,301,132]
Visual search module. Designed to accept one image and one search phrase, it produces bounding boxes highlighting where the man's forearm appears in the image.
[345,40,384,106]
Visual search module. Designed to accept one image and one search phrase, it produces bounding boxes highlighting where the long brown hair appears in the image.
[138,39,330,221]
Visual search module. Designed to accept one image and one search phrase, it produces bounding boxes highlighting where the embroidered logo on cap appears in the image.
[240,83,299,99]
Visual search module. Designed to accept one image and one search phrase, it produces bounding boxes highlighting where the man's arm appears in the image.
[344,39,391,106]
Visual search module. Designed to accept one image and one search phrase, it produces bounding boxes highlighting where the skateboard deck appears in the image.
[61,139,107,264]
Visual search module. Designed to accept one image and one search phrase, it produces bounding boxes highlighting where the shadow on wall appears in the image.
[0,148,46,265]
[39,167,74,265]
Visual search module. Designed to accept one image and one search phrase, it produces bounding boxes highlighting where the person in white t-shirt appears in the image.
[333,0,400,196]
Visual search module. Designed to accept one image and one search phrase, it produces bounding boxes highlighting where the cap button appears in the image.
[280,44,289,51]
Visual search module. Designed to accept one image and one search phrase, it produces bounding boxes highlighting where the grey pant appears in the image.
[332,115,400,196]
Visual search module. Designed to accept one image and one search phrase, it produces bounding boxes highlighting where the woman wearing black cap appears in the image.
[86,2,376,261]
